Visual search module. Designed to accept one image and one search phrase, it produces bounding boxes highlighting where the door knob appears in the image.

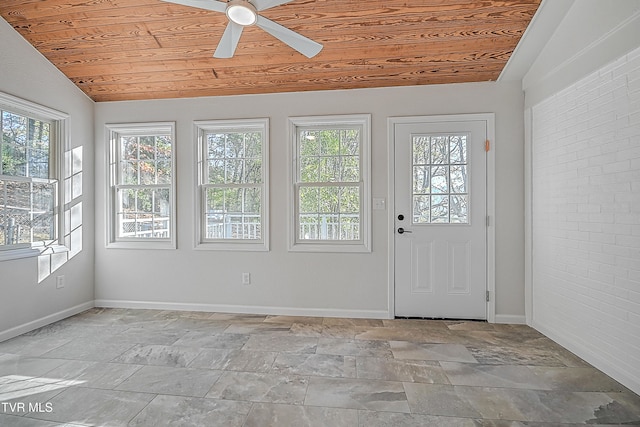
[397,227,412,234]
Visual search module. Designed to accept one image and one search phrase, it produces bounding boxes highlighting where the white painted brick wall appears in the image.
[532,46,640,394]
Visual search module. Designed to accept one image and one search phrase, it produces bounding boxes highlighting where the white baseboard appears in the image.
[494,314,526,324]
[0,301,95,342]
[94,299,390,320]
[533,320,640,396]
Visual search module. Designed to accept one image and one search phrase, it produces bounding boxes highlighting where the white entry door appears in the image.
[393,117,488,319]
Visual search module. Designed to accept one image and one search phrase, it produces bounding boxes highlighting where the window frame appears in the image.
[106,122,177,250]
[194,118,269,252]
[288,114,371,253]
[0,92,69,262]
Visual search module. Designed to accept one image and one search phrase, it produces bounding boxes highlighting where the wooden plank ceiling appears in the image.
[0,0,541,102]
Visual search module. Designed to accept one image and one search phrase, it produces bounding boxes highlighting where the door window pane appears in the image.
[412,134,469,224]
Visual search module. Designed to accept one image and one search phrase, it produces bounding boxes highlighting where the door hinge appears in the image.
[486,215,490,227]
[486,291,490,302]
[485,139,490,152]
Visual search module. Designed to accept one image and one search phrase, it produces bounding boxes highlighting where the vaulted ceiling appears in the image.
[0,0,541,102]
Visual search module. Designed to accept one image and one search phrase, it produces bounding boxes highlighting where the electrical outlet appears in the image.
[242,272,251,285]
[56,275,65,289]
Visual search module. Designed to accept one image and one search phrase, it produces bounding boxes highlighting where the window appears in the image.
[106,123,176,249]
[195,118,269,251]
[0,92,68,261]
[289,114,371,252]
[412,133,469,224]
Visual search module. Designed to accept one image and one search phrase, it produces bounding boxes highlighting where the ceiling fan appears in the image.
[161,0,323,58]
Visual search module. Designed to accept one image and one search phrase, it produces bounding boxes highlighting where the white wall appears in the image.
[94,81,526,320]
[525,0,640,394]
[0,18,95,339]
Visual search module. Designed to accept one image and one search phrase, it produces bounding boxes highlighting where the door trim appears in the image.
[387,114,496,322]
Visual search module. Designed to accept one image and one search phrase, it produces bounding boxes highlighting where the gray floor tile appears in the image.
[242,334,318,353]
[304,377,410,412]
[112,344,202,367]
[316,338,393,358]
[264,315,324,325]
[245,402,358,427]
[0,377,71,411]
[271,353,357,378]
[40,360,142,390]
[206,371,309,404]
[184,348,235,370]
[466,344,569,367]
[25,387,154,426]
[0,335,72,357]
[528,366,627,392]
[355,327,456,343]
[223,322,292,334]
[320,325,368,339]
[188,348,277,372]
[440,361,552,389]
[162,318,231,332]
[129,395,251,427]
[445,320,497,331]
[115,365,222,397]
[390,341,478,363]
[0,414,76,426]
[289,323,324,337]
[403,383,482,417]
[0,354,66,377]
[173,331,249,349]
[323,318,384,328]
[356,357,449,383]
[39,338,135,362]
[358,410,479,427]
[108,327,185,346]
[209,313,267,323]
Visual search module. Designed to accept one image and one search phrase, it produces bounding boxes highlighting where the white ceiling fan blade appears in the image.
[256,16,322,58]
[252,0,294,12]
[214,21,244,58]
[160,0,226,13]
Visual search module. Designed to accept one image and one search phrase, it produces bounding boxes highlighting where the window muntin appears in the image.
[107,123,175,249]
[412,133,469,224]
[290,115,371,252]
[196,119,268,250]
[1,106,58,250]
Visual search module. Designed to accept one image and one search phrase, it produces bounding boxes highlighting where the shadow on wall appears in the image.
[38,146,83,282]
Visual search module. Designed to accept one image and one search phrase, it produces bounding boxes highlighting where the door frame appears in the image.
[387,114,496,322]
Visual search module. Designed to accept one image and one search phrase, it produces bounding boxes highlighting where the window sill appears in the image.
[288,241,371,253]
[0,244,68,262]
[195,241,269,252]
[106,240,176,250]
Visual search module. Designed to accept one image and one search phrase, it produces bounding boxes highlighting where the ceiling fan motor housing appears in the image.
[226,0,258,26]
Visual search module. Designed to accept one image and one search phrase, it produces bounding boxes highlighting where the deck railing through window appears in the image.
[201,212,360,240]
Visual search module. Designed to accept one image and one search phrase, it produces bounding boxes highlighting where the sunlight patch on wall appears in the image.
[38,146,83,283]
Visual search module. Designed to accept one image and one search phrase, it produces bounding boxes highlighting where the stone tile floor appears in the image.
[1,308,639,426]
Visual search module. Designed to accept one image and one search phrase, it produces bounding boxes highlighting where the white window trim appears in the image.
[288,114,371,253]
[194,118,269,252]
[0,92,69,262]
[105,122,177,250]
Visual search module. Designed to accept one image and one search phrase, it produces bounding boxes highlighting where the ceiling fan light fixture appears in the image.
[226,0,258,26]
